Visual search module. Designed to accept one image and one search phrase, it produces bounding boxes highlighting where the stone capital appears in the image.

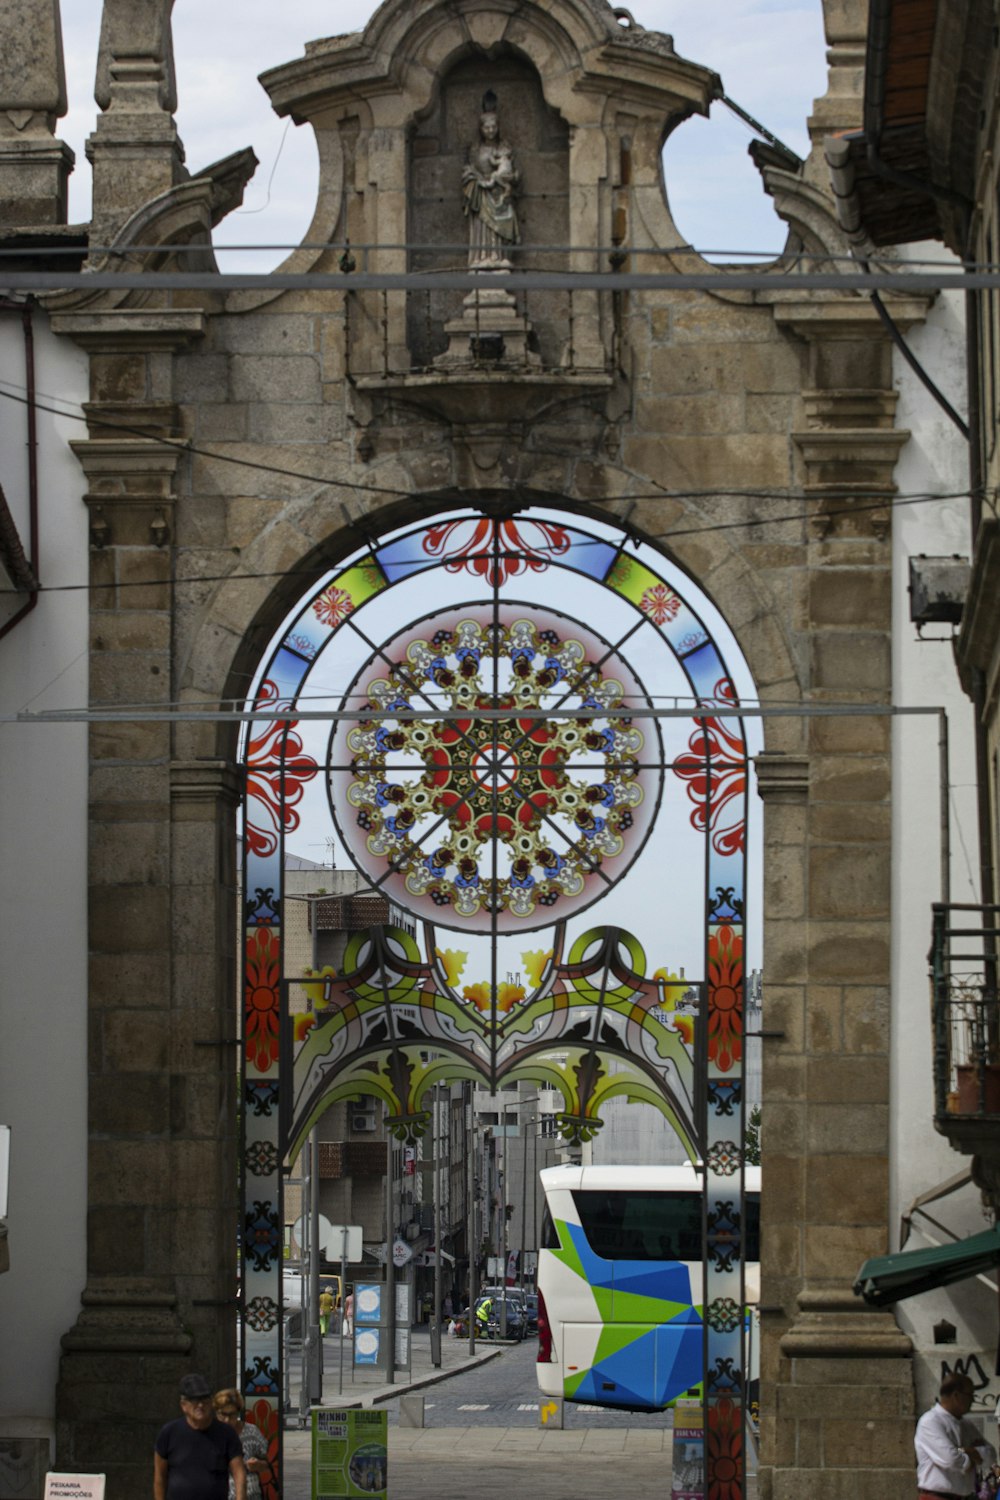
[60,1277,192,1356]
[754,752,810,803]
[779,1287,912,1359]
[169,759,242,808]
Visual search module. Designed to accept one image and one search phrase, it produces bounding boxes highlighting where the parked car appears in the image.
[522,1292,539,1336]
[474,1291,526,1340]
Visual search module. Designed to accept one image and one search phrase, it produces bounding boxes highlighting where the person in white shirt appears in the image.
[915,1373,997,1499]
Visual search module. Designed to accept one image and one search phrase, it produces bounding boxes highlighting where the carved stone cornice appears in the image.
[48,307,205,350]
[70,436,186,546]
[772,294,931,340]
[792,426,910,490]
[802,387,899,429]
[754,752,809,802]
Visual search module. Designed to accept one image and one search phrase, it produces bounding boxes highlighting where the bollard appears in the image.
[538,1397,563,1429]
[399,1394,425,1428]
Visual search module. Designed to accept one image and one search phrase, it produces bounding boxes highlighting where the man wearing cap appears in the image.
[154,1374,246,1500]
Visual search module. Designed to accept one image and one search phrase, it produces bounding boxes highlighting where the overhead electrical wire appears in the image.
[0,380,978,528]
[0,487,983,601]
[0,240,998,271]
[2,267,999,292]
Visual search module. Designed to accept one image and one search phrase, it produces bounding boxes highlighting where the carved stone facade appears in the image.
[0,0,947,1496]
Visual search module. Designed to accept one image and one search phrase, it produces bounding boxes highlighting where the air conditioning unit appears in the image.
[352,1113,376,1133]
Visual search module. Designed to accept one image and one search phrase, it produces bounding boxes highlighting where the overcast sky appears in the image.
[57,0,828,268]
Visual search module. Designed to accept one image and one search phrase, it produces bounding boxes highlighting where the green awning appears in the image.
[854,1224,1000,1308]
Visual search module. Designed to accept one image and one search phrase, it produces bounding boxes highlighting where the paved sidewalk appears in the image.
[284,1324,503,1421]
[283,1424,677,1500]
[281,1329,758,1500]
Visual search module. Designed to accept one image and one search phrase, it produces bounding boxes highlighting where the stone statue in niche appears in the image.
[462,89,520,268]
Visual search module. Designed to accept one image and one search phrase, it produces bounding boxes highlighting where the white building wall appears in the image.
[0,310,89,1444]
[889,246,992,1409]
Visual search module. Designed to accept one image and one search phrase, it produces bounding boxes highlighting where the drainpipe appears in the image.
[0,298,40,642]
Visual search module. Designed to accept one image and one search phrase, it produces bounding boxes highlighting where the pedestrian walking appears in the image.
[318,1285,335,1337]
[915,1373,996,1500]
[154,1374,246,1500]
[213,1389,271,1500]
[342,1288,354,1337]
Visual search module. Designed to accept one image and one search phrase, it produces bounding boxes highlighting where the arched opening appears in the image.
[237,500,762,1479]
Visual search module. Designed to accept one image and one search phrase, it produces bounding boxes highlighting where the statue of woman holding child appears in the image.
[462,89,520,268]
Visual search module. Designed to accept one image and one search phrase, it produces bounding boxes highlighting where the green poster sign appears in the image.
[312,1408,388,1500]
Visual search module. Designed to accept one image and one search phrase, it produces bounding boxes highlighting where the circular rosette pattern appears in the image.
[329,607,662,932]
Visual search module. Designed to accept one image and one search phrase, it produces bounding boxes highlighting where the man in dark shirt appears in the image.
[154,1374,246,1500]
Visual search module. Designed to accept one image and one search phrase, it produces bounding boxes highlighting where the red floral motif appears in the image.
[248,1398,280,1500]
[639,582,681,625]
[708,922,743,1074]
[312,585,354,628]
[422,517,570,587]
[707,1397,743,1500]
[245,680,320,858]
[672,678,746,856]
[245,925,280,1071]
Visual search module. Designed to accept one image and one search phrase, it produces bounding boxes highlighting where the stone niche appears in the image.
[407,47,569,368]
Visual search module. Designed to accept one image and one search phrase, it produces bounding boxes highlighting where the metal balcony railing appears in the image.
[930,902,1000,1119]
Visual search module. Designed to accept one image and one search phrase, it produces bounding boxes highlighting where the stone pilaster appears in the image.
[168,759,243,1388]
[50,308,242,1499]
[754,285,908,1492]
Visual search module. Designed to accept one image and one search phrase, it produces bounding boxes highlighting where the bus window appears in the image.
[572,1189,702,1261]
[540,1203,560,1250]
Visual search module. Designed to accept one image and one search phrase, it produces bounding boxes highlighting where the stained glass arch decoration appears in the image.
[240,504,761,1497]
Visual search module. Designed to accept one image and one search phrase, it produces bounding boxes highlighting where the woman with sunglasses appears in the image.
[212,1389,271,1500]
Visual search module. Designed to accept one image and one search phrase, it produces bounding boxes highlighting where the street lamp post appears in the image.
[431,1079,442,1367]
[467,1084,477,1356]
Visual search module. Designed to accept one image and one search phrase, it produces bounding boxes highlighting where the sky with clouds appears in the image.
[56,0,828,268]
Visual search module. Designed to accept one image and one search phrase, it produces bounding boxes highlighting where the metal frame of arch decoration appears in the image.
[240,507,754,1500]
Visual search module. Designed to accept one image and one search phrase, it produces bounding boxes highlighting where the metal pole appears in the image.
[306,898,322,1409]
[939,708,951,908]
[432,1080,443,1366]
[467,1085,477,1355]
[297,1141,310,1422]
[338,1226,347,1396]
[531,1123,537,1280]
[519,1102,529,1296]
[500,1099,509,1337]
[385,1113,396,1384]
[309,1123,322,1407]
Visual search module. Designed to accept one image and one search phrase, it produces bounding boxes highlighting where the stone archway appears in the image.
[51,0,912,1493]
[237,498,763,1490]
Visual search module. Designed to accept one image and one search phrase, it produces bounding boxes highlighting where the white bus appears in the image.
[536,1163,760,1412]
